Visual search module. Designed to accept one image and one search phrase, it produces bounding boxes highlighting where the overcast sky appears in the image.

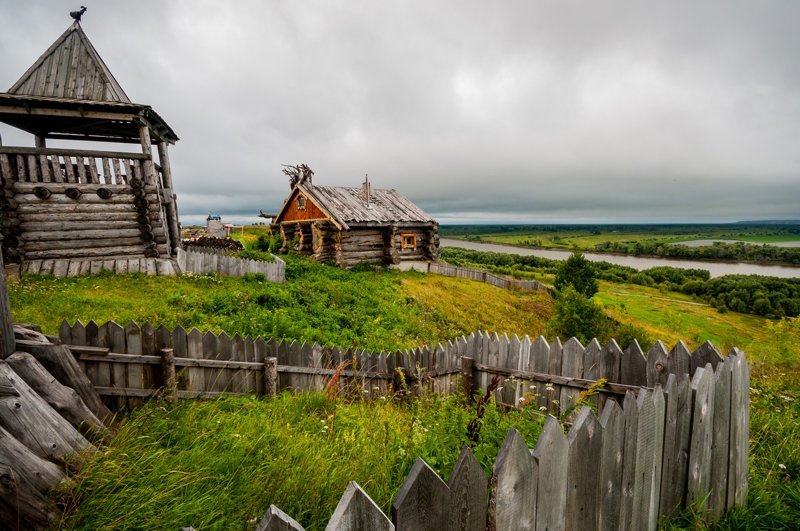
[1,1,799,224]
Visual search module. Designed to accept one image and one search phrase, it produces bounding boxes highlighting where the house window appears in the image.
[297,196,306,210]
[401,234,417,250]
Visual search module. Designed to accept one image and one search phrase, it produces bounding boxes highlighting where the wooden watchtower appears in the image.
[0,18,182,274]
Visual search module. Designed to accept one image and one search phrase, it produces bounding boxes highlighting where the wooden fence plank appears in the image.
[104,320,126,386]
[547,338,563,415]
[686,364,715,515]
[492,428,537,530]
[202,331,220,393]
[446,445,487,531]
[647,386,666,531]
[582,338,602,409]
[185,328,204,395]
[392,458,448,530]
[618,391,639,529]
[632,388,657,531]
[646,341,670,388]
[124,321,143,407]
[560,337,584,417]
[141,322,157,393]
[731,349,749,507]
[529,336,550,410]
[597,400,624,530]
[709,356,732,518]
[691,341,724,375]
[566,407,602,531]
[231,334,246,393]
[217,332,233,392]
[532,416,568,531]
[598,339,623,412]
[620,340,646,387]
[256,504,305,531]
[328,481,393,531]
[668,341,692,379]
[659,374,692,516]
[255,338,267,394]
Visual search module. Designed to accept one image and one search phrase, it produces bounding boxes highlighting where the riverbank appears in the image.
[441,238,800,279]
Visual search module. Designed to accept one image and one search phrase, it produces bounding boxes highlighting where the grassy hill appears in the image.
[8,257,553,351]
[7,243,800,529]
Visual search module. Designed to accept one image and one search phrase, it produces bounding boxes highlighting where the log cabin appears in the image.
[0,19,182,274]
[272,167,439,267]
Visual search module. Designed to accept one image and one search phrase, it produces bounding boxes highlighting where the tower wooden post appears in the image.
[0,249,15,359]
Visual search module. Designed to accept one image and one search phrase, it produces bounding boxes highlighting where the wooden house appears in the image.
[0,20,182,273]
[272,167,439,267]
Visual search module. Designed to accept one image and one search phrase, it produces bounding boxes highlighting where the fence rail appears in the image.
[427,262,549,292]
[175,248,285,281]
[58,320,748,529]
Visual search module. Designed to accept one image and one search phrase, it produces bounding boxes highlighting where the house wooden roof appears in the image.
[278,183,436,230]
[8,22,130,102]
[0,23,178,143]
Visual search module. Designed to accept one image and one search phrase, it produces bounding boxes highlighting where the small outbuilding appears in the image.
[271,165,439,267]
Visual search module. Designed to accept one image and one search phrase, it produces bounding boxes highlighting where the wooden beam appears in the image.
[157,142,181,252]
[43,133,142,145]
[0,146,149,160]
[472,362,652,396]
[0,250,15,359]
[0,105,139,121]
[138,122,152,158]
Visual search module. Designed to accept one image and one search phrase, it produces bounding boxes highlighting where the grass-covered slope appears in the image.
[58,393,544,530]
[8,257,553,351]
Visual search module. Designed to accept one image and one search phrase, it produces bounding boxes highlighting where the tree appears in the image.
[547,286,609,343]
[554,252,598,297]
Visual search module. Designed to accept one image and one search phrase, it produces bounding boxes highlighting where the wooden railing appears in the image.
[0,147,150,186]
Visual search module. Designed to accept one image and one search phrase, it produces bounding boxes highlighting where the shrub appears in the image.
[554,252,598,297]
[547,286,609,343]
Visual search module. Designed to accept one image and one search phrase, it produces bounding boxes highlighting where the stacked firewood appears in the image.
[1,325,112,529]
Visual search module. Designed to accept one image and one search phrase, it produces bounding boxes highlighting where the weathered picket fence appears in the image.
[58,321,748,529]
[428,262,548,292]
[175,247,285,281]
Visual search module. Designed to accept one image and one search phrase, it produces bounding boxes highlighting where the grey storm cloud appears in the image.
[1,0,799,223]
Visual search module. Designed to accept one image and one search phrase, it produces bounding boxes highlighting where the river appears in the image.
[441,238,800,279]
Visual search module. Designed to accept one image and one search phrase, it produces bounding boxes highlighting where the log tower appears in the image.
[0,20,182,270]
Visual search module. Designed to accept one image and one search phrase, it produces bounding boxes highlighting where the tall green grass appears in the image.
[58,393,544,530]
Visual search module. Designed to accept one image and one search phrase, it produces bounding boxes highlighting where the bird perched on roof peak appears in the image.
[70,6,87,23]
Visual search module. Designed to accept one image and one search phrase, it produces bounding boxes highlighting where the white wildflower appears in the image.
[779,464,787,470]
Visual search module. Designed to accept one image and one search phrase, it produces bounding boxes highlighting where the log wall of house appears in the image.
[278,222,439,267]
[0,151,171,262]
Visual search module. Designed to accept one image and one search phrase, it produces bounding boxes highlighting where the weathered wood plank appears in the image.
[559,337,584,416]
[532,416,568,531]
[620,340,647,387]
[492,428,537,530]
[566,407,602,531]
[686,364,715,515]
[659,374,692,516]
[328,481,393,531]
[256,505,305,531]
[446,445,487,531]
[618,391,639,529]
[392,459,450,531]
[597,400,624,530]
[709,356,732,517]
